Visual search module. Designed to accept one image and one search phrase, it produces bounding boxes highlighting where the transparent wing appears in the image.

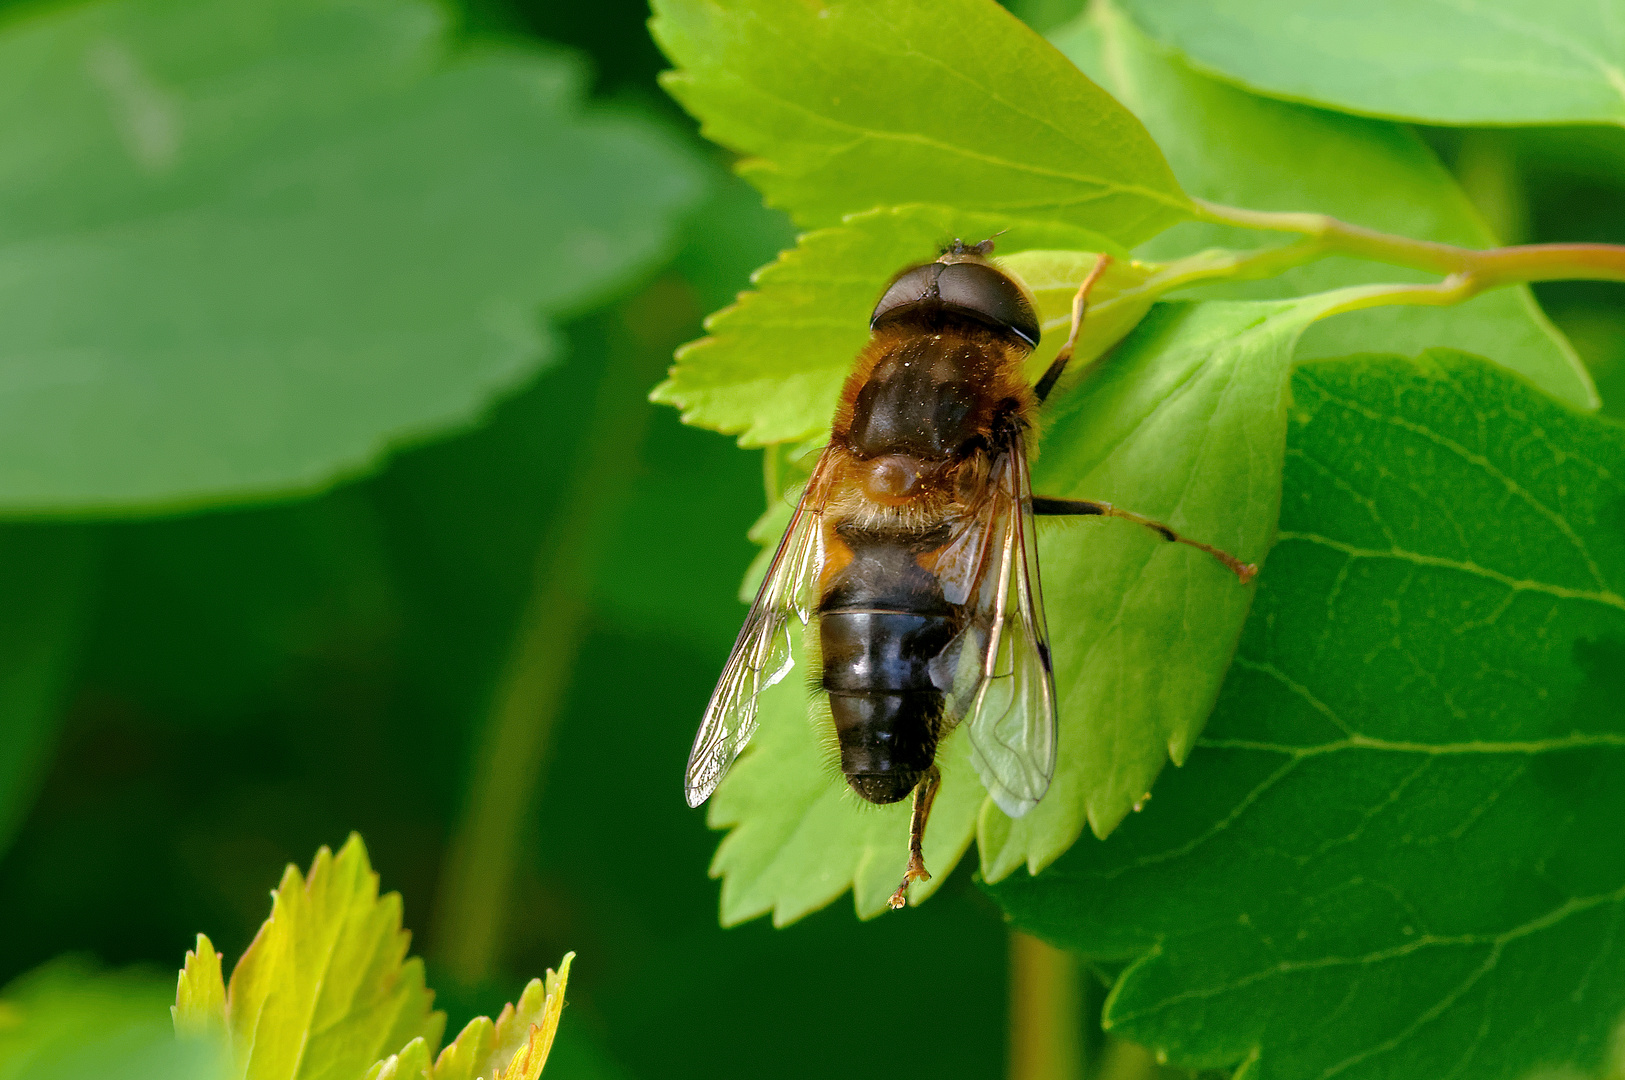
[928,428,1057,818]
[684,451,833,808]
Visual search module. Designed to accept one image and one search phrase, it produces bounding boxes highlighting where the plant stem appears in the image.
[1008,931,1085,1080]
[430,277,692,985]
[1192,197,1625,291]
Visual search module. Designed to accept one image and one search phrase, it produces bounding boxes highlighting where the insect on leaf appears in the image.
[649,0,1192,246]
[990,350,1625,1080]
[699,283,1389,921]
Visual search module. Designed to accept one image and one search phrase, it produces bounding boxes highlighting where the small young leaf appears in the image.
[0,0,703,513]
[649,0,1191,246]
[173,834,444,1080]
[1117,0,1625,126]
[989,350,1625,1080]
[486,975,568,1080]
[365,956,573,1080]
[1053,0,1594,411]
[172,936,226,1043]
[651,205,1128,447]
[364,1039,432,1080]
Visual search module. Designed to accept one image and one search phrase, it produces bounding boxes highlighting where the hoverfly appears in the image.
[686,239,1255,908]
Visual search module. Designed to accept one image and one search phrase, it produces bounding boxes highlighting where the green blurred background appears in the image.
[1,0,1623,1077]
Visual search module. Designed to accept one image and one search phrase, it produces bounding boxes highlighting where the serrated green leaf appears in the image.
[990,350,1625,1080]
[3,959,226,1080]
[1117,0,1625,127]
[185,834,444,1080]
[651,205,1129,447]
[486,957,571,1080]
[362,955,573,1080]
[172,936,225,1043]
[429,956,572,1080]
[1053,0,1595,410]
[648,0,1191,246]
[364,1039,432,1080]
[0,0,702,514]
[984,294,1343,871]
[0,527,97,861]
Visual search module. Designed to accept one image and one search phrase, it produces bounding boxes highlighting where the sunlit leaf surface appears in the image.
[649,0,1191,245]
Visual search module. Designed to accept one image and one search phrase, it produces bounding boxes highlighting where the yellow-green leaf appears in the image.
[364,1039,433,1080]
[649,0,1191,245]
[172,935,226,1043]
[478,957,571,1080]
[366,956,573,1080]
[174,834,444,1080]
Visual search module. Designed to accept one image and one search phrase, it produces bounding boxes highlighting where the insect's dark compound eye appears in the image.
[870,264,939,327]
[936,262,1039,346]
[869,260,1040,347]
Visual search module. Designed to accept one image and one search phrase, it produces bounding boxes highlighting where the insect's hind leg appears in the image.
[887,764,942,910]
[1032,497,1258,584]
[1033,252,1113,405]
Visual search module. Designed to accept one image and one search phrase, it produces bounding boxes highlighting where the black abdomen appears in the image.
[819,528,958,804]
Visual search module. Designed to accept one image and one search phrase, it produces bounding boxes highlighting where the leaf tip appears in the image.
[491,954,572,1080]
[173,932,227,1040]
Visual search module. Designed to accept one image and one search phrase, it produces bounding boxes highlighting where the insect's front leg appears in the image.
[1032,497,1257,584]
[888,764,942,910]
[1033,252,1113,405]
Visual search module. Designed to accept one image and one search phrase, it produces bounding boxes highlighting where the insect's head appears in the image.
[869,237,1040,348]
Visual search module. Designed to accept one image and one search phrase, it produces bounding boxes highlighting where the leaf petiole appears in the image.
[1192,196,1625,292]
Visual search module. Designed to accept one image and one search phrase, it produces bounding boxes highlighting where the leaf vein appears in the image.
[1275,531,1625,611]
[718,83,1191,211]
[1305,384,1613,592]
